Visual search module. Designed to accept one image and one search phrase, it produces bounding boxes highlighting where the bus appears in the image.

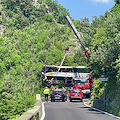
[41,65,90,87]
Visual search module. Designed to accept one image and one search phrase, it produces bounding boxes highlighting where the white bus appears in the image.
[41,65,90,87]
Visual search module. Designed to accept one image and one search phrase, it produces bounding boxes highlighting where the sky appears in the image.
[57,0,115,23]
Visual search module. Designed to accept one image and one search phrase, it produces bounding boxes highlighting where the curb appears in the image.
[84,102,120,119]
[40,102,45,120]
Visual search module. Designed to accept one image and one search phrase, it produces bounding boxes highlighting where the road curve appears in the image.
[44,99,119,120]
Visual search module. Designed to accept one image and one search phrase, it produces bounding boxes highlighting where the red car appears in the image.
[69,88,83,102]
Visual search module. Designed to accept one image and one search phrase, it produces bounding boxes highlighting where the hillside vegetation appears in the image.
[0,0,88,119]
[88,3,120,116]
[0,0,120,119]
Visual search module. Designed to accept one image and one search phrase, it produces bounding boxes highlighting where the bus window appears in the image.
[45,66,57,72]
[78,68,90,73]
[73,68,78,73]
[66,68,73,72]
[59,68,66,72]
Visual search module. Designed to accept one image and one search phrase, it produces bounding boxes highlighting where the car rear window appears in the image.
[53,91,63,94]
[72,90,80,93]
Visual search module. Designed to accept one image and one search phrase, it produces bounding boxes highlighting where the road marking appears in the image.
[84,102,120,119]
[40,102,45,120]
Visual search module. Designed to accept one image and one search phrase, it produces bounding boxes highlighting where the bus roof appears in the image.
[44,65,88,68]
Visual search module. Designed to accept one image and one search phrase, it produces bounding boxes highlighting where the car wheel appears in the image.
[80,99,83,102]
[51,99,55,102]
[70,98,72,102]
[62,98,65,102]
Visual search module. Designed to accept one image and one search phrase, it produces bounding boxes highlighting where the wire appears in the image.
[58,51,67,72]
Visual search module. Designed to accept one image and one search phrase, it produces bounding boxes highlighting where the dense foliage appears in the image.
[0,0,120,119]
[87,4,120,116]
[0,0,88,119]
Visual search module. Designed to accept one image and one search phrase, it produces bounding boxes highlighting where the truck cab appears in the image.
[73,75,92,97]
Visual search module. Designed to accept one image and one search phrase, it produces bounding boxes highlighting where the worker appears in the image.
[43,87,49,102]
[62,87,65,92]
[50,85,54,93]
[55,87,58,89]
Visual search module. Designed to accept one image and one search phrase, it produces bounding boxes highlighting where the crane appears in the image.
[64,15,91,58]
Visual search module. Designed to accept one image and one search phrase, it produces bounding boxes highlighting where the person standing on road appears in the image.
[62,87,65,92]
[44,87,49,102]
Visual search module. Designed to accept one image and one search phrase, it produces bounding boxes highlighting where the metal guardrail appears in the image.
[18,94,42,120]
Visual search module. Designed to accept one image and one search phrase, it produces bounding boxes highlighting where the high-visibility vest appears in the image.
[44,89,49,94]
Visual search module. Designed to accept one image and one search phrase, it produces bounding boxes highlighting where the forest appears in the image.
[0,0,120,119]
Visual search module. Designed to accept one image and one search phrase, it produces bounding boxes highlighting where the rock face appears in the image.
[93,98,105,110]
[0,25,3,35]
[93,90,118,112]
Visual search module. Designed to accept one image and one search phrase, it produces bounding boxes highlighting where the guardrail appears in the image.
[18,94,42,120]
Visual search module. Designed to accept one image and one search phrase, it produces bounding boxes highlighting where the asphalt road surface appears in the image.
[44,99,119,120]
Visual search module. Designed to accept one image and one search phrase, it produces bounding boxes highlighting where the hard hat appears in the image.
[45,87,48,89]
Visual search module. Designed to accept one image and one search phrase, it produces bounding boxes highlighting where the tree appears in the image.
[114,0,120,4]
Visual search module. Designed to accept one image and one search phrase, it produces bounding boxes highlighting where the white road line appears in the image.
[40,101,120,119]
[40,102,45,120]
[84,102,120,119]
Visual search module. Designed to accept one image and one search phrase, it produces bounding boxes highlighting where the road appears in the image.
[44,99,119,120]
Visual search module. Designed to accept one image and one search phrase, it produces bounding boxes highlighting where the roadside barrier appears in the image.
[18,94,42,120]
[84,102,120,119]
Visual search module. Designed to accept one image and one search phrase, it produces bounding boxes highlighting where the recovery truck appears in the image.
[73,74,93,97]
[64,15,93,96]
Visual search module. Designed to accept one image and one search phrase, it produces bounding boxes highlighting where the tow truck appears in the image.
[64,15,93,96]
[73,74,92,97]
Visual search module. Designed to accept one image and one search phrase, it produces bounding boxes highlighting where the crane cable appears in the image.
[58,51,67,72]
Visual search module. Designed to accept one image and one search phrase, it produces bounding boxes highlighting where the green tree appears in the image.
[114,0,120,4]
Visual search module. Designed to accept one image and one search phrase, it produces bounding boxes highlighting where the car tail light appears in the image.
[51,94,55,96]
[70,93,74,96]
[60,93,65,96]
